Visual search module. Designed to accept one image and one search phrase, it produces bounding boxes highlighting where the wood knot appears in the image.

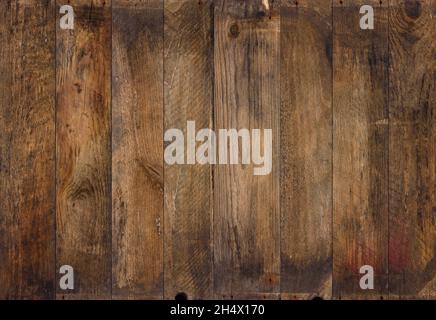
[229,23,240,38]
[405,0,422,19]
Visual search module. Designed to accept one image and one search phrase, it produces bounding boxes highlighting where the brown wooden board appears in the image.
[56,0,112,299]
[388,0,435,299]
[112,0,164,300]
[280,0,333,300]
[332,0,389,299]
[213,0,281,298]
[164,0,213,300]
[0,0,56,300]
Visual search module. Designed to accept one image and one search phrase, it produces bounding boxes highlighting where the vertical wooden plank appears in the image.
[280,0,332,300]
[56,0,111,299]
[112,0,163,299]
[333,0,389,299]
[0,0,56,300]
[389,0,435,299]
[164,0,213,299]
[214,0,280,298]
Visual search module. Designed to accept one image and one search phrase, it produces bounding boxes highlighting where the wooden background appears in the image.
[0,0,434,300]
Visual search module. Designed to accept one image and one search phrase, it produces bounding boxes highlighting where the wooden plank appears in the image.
[280,0,332,300]
[388,0,435,299]
[56,0,111,299]
[112,0,163,299]
[213,0,280,298]
[164,0,213,300]
[332,0,389,299]
[0,0,56,300]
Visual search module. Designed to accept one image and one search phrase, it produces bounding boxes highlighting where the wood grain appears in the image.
[112,0,163,300]
[333,0,389,299]
[56,0,111,299]
[388,0,435,299]
[164,0,213,300]
[0,0,434,301]
[213,0,280,298]
[280,0,332,300]
[0,0,56,300]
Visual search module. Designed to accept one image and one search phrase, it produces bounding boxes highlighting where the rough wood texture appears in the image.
[0,0,56,300]
[0,0,434,301]
[56,0,111,299]
[164,0,213,300]
[280,0,332,300]
[213,0,280,298]
[388,0,435,299]
[112,0,163,300]
[332,0,390,299]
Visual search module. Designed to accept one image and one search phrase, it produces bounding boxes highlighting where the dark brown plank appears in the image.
[213,0,280,298]
[112,0,163,299]
[164,0,213,300]
[280,0,332,300]
[332,0,389,299]
[388,0,435,299]
[56,0,111,299]
[0,0,56,300]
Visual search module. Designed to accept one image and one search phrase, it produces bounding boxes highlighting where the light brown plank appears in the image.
[332,0,389,299]
[0,0,56,300]
[56,0,112,299]
[164,0,213,300]
[112,0,164,299]
[280,0,333,300]
[213,0,280,297]
[388,0,435,299]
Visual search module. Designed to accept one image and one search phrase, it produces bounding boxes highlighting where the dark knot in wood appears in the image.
[229,23,240,38]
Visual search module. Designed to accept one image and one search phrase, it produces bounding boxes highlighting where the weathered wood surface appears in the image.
[112,0,164,300]
[333,0,389,299]
[281,0,333,300]
[0,0,433,300]
[56,0,112,299]
[0,0,56,300]
[164,0,213,300]
[388,0,435,299]
[213,0,281,299]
